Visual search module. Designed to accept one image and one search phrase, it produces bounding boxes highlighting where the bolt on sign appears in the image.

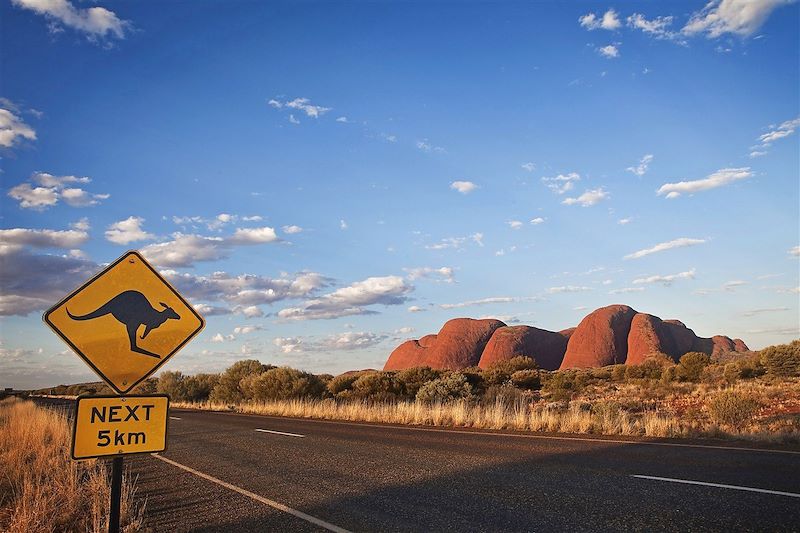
[72,395,170,460]
[43,251,205,394]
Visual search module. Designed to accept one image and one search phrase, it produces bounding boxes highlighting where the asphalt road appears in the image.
[31,398,800,532]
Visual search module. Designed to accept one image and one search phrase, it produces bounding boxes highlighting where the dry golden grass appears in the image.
[173,378,800,444]
[0,398,144,533]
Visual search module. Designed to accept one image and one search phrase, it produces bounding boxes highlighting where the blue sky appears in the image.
[1,0,798,389]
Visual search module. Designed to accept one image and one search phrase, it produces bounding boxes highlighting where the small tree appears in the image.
[760,340,800,377]
[416,372,476,403]
[183,373,220,402]
[678,352,711,382]
[395,367,441,399]
[483,356,537,386]
[241,367,325,401]
[510,369,541,390]
[157,371,187,401]
[210,360,273,403]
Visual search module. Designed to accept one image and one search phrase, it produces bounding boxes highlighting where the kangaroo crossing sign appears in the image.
[44,250,205,394]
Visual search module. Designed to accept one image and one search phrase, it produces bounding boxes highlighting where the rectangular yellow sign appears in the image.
[72,395,170,460]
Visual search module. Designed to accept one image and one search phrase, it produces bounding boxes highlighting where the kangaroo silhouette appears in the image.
[66,290,180,358]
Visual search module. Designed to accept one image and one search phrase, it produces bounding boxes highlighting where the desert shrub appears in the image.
[351,372,403,401]
[542,370,583,401]
[460,367,487,394]
[589,367,613,381]
[240,367,325,401]
[708,390,761,428]
[678,352,711,382]
[482,356,537,386]
[760,340,800,377]
[157,371,187,401]
[610,365,627,381]
[660,365,678,383]
[483,384,527,406]
[700,364,726,386]
[210,360,274,403]
[510,369,541,390]
[723,363,740,384]
[326,371,366,397]
[395,367,441,398]
[416,372,476,403]
[134,378,158,394]
[183,373,219,402]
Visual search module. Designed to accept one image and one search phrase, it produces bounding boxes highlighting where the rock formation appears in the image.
[383,304,749,372]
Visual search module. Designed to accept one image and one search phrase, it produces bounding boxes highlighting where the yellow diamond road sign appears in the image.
[44,250,205,394]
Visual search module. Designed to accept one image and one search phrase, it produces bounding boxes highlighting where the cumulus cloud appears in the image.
[277,275,413,321]
[579,9,622,30]
[542,172,580,195]
[194,304,232,317]
[141,226,279,267]
[282,225,303,234]
[562,188,609,207]
[521,162,536,172]
[682,0,792,38]
[508,220,523,230]
[627,154,654,176]
[618,218,633,225]
[404,266,455,283]
[597,44,620,58]
[274,337,303,353]
[789,246,800,257]
[624,237,707,260]
[12,0,129,41]
[104,216,155,245]
[162,270,331,307]
[627,13,680,41]
[407,305,425,313]
[530,217,545,225]
[0,106,36,148]
[320,331,388,351]
[657,167,752,198]
[8,172,108,210]
[633,268,696,285]
[450,181,477,194]
[0,228,88,251]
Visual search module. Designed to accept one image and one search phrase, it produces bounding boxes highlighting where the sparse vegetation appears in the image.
[0,398,144,533]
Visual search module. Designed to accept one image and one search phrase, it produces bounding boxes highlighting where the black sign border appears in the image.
[43,250,205,395]
[70,393,171,461]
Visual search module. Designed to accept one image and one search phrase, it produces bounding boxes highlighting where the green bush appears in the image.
[542,370,583,400]
[240,367,325,401]
[610,365,627,381]
[678,352,711,382]
[326,371,366,397]
[416,372,476,403]
[351,372,402,401]
[483,384,527,406]
[395,367,441,398]
[482,356,537,386]
[183,373,219,402]
[157,371,187,401]
[708,390,760,428]
[760,340,800,377]
[210,360,273,403]
[723,363,740,384]
[510,369,541,390]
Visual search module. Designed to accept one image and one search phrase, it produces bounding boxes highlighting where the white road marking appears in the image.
[152,454,351,533]
[179,410,800,456]
[632,475,800,498]
[169,416,181,420]
[255,428,305,438]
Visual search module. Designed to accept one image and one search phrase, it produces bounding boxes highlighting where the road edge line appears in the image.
[631,475,800,498]
[151,454,351,532]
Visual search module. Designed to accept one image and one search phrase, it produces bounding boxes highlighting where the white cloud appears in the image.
[624,237,707,260]
[789,246,800,257]
[416,139,445,153]
[752,117,800,156]
[508,220,523,230]
[542,172,580,195]
[12,0,129,41]
[530,217,545,225]
[0,228,88,250]
[104,216,154,245]
[404,266,455,283]
[340,219,348,230]
[395,326,415,335]
[274,337,303,353]
[562,187,610,207]
[288,114,300,124]
[267,99,282,109]
[284,97,331,118]
[233,325,262,335]
[741,307,789,317]
[281,225,303,235]
[277,275,413,321]
[627,13,680,41]
[71,218,90,231]
[683,0,792,38]
[450,181,477,194]
[141,227,279,267]
[194,304,232,317]
[609,287,645,294]
[580,9,622,30]
[633,268,696,286]
[723,280,747,291]
[521,162,536,172]
[0,107,36,148]
[237,305,264,318]
[657,167,752,198]
[242,215,263,222]
[440,296,518,309]
[546,286,592,294]
[597,44,620,59]
[321,331,388,351]
[7,172,107,210]
[163,269,331,307]
[407,305,425,313]
[618,217,633,225]
[425,233,483,251]
[335,116,349,123]
[380,133,397,143]
[627,154,654,176]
